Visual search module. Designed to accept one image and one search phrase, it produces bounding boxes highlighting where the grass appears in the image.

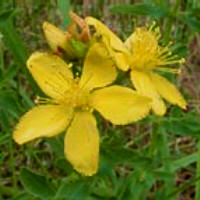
[0,0,200,199]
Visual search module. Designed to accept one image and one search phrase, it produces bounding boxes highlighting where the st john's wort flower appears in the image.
[13,43,151,176]
[86,17,186,115]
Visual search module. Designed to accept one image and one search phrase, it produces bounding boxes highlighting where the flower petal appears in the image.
[90,85,151,125]
[86,17,131,71]
[124,32,134,53]
[150,72,187,109]
[64,111,99,176]
[79,42,117,91]
[27,52,73,100]
[13,105,73,145]
[43,22,75,58]
[130,70,166,115]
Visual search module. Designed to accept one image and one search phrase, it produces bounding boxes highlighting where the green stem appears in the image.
[0,186,19,196]
[149,117,177,200]
[0,15,40,94]
[195,140,200,200]
[163,0,180,44]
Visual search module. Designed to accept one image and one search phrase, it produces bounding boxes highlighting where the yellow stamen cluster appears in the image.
[130,27,185,73]
[63,79,90,111]
[34,76,91,111]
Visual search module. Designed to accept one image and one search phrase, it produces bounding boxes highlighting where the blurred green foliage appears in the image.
[0,0,200,199]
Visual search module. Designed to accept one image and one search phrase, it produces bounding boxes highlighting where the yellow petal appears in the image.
[90,85,151,125]
[125,32,134,53]
[130,70,166,115]
[86,17,131,71]
[64,111,99,176]
[79,42,117,91]
[43,22,75,58]
[149,72,187,109]
[27,52,73,101]
[13,105,73,145]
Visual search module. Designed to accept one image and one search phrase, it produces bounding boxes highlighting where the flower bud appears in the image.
[43,21,75,58]
[43,12,91,59]
[68,11,91,42]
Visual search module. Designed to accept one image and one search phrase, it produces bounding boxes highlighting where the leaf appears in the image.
[0,10,28,65]
[196,141,200,200]
[110,4,168,18]
[91,177,113,198]
[101,146,151,166]
[0,186,19,198]
[0,9,40,93]
[178,12,200,33]
[55,178,91,200]
[0,64,19,88]
[96,158,117,197]
[11,193,34,200]
[20,167,55,200]
[57,0,71,28]
[162,109,200,138]
[158,153,197,172]
[0,90,22,118]
[0,9,18,25]
[55,157,74,174]
[0,111,10,133]
[166,176,200,199]
[127,169,155,200]
[46,136,64,156]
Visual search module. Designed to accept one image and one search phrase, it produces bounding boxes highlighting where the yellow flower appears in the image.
[13,43,151,176]
[85,17,132,71]
[86,17,186,115]
[43,21,75,58]
[43,12,90,58]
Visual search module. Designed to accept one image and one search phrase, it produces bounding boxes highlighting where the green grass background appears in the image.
[0,0,200,199]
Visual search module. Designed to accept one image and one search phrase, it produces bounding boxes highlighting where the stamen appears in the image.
[68,63,73,68]
[34,96,55,104]
[149,21,157,31]
[131,24,185,74]
[44,80,67,99]
[158,58,185,65]
[75,72,79,77]
[156,67,181,74]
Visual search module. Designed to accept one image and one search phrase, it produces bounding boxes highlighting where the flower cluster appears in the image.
[13,12,186,176]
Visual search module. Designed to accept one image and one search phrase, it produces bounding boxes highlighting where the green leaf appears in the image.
[0,186,19,198]
[55,178,90,200]
[0,9,40,93]
[0,64,19,88]
[158,153,197,172]
[11,193,34,200]
[167,176,200,199]
[55,157,74,174]
[162,109,200,138]
[179,12,200,33]
[0,111,10,133]
[102,146,151,166]
[57,0,71,28]
[0,90,22,118]
[91,177,113,198]
[195,141,200,200]
[20,167,55,200]
[0,10,28,65]
[128,169,155,200]
[46,136,64,156]
[110,3,168,18]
